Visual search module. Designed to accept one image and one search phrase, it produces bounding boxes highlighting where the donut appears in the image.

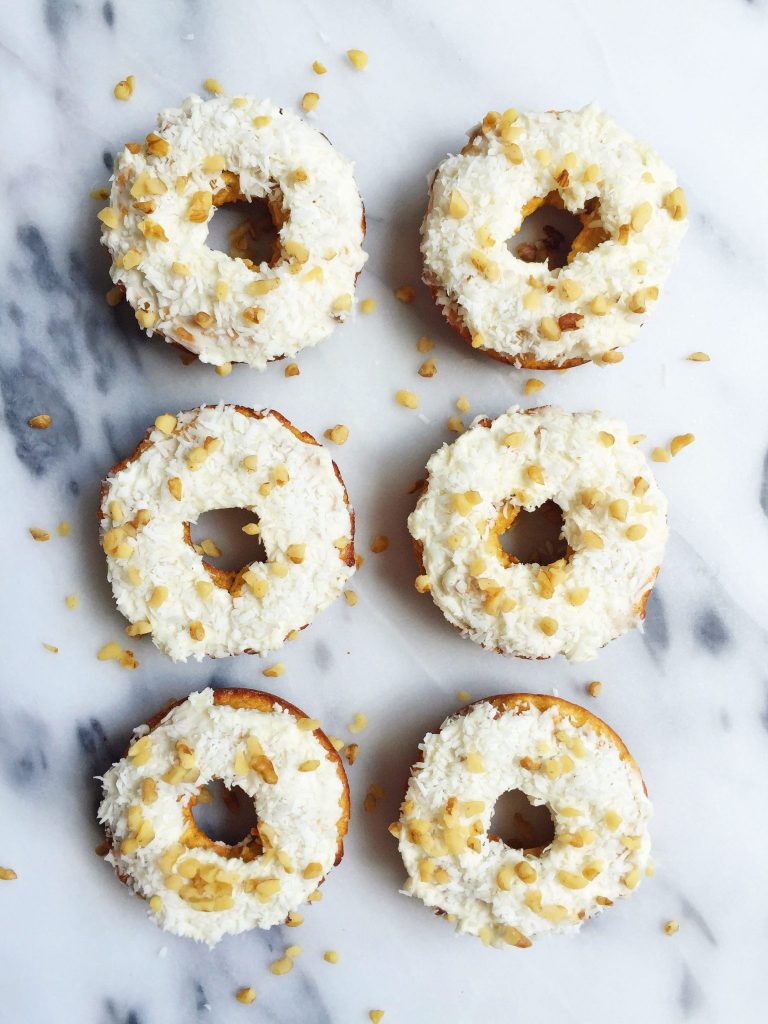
[99,94,367,369]
[395,694,651,948]
[98,687,349,945]
[408,406,667,662]
[99,403,355,662]
[420,104,687,368]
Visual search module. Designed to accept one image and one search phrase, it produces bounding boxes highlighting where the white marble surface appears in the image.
[1,0,767,1021]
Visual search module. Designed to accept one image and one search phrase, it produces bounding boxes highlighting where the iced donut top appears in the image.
[398,697,652,947]
[421,104,687,365]
[99,689,346,945]
[408,406,668,661]
[100,94,367,368]
[100,404,354,662]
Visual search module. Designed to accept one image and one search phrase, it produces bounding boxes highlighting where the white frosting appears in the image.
[100,404,355,662]
[408,406,668,662]
[101,95,367,368]
[98,689,347,946]
[421,104,687,365]
[398,697,651,948]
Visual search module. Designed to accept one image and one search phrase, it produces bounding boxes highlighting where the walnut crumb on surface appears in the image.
[346,49,368,69]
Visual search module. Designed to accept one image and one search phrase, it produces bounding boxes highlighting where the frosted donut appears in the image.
[99,94,367,369]
[396,694,651,948]
[99,687,349,945]
[408,406,667,662]
[99,403,355,662]
[421,104,688,368]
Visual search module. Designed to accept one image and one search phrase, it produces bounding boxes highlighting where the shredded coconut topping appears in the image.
[421,104,687,365]
[99,689,347,945]
[100,404,355,662]
[398,697,651,947]
[101,95,367,368]
[408,406,668,661]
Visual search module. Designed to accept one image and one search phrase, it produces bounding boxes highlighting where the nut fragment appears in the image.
[113,75,135,101]
[187,191,212,223]
[332,293,352,312]
[625,524,647,541]
[538,317,561,341]
[270,957,294,976]
[325,424,349,445]
[448,190,469,218]
[581,530,603,550]
[670,433,695,456]
[97,207,119,229]
[349,712,367,734]
[630,202,652,232]
[347,49,368,69]
[609,499,628,522]
[28,414,52,429]
[663,187,687,221]
[395,390,419,409]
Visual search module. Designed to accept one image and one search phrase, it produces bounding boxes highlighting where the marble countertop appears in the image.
[1,0,767,1021]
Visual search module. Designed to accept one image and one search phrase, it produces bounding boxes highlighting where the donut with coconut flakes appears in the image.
[98,403,355,662]
[99,687,349,945]
[98,94,367,369]
[420,104,687,368]
[396,693,651,948]
[408,406,667,662]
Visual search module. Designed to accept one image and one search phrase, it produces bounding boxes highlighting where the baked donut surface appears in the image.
[99,403,355,662]
[421,104,687,368]
[408,406,667,662]
[99,94,367,369]
[98,687,349,945]
[396,694,651,948]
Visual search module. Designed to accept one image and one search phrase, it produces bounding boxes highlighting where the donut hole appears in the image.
[206,197,280,267]
[191,780,260,848]
[498,500,567,565]
[189,508,267,571]
[489,789,555,853]
[509,194,608,271]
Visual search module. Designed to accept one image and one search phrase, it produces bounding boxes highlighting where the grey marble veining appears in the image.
[1,0,767,1021]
